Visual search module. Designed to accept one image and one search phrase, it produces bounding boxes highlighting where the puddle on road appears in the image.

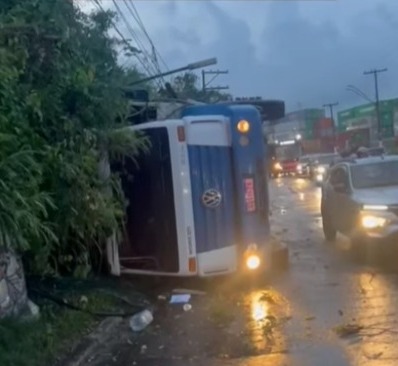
[243,290,291,356]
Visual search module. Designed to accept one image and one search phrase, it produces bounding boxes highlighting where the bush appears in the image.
[0,0,148,276]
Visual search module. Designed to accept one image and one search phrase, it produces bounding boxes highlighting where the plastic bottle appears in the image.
[129,309,153,332]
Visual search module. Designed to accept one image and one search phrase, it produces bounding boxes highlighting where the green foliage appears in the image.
[0,0,148,276]
[160,72,232,103]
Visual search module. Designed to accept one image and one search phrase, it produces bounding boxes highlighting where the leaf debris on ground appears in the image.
[333,323,363,338]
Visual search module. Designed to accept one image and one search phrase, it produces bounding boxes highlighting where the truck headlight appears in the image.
[246,255,261,270]
[274,162,282,170]
[245,243,261,270]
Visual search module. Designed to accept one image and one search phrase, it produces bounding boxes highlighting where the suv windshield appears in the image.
[351,161,398,189]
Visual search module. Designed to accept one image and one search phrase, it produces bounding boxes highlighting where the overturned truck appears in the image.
[107,100,287,278]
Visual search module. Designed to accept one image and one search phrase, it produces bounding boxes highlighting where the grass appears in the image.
[0,292,116,366]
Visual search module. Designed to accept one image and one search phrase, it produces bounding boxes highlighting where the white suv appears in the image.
[321,156,398,251]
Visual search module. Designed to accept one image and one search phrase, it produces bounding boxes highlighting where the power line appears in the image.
[346,85,373,104]
[111,0,161,86]
[92,0,140,56]
[363,68,388,140]
[120,0,163,83]
[123,0,169,72]
[116,1,157,70]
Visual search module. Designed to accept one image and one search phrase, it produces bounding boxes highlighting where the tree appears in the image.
[159,72,231,103]
[0,0,148,276]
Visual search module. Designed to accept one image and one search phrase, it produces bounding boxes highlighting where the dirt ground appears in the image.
[58,274,291,366]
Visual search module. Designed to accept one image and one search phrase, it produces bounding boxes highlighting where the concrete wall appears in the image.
[0,248,29,318]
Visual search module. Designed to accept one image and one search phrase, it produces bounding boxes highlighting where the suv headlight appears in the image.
[360,210,396,229]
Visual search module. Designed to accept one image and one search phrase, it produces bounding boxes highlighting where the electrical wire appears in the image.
[117,1,165,90]
[124,0,169,72]
[92,0,160,89]
[92,0,140,57]
[124,0,162,74]
[27,276,152,318]
[110,0,162,87]
[30,287,146,318]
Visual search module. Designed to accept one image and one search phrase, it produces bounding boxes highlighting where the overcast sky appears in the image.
[87,0,398,113]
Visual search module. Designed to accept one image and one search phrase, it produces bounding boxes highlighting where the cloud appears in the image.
[105,0,398,112]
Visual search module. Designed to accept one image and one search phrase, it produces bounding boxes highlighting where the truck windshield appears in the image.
[112,127,179,272]
[351,161,398,189]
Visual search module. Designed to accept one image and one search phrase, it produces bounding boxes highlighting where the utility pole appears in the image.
[201,69,229,92]
[323,102,339,151]
[363,68,387,141]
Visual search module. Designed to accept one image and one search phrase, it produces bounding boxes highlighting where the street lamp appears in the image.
[128,57,218,86]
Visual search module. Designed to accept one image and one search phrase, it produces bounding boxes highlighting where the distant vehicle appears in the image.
[273,140,301,176]
[310,153,339,185]
[321,156,398,256]
[296,155,316,178]
[269,157,283,178]
[109,104,287,278]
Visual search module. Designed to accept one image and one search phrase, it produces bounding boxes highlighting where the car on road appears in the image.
[296,155,314,178]
[269,157,283,178]
[279,158,299,176]
[321,155,398,255]
[311,153,339,185]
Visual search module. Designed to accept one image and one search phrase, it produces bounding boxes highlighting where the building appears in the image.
[264,108,325,143]
[337,98,398,144]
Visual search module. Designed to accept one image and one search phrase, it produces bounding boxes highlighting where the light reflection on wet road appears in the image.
[266,177,398,366]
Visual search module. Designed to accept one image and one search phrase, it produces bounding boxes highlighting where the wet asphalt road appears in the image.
[66,178,398,366]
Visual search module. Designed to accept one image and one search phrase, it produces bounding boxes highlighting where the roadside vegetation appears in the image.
[0,0,147,277]
[0,0,147,364]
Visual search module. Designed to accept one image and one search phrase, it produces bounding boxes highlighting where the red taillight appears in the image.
[177,126,186,142]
